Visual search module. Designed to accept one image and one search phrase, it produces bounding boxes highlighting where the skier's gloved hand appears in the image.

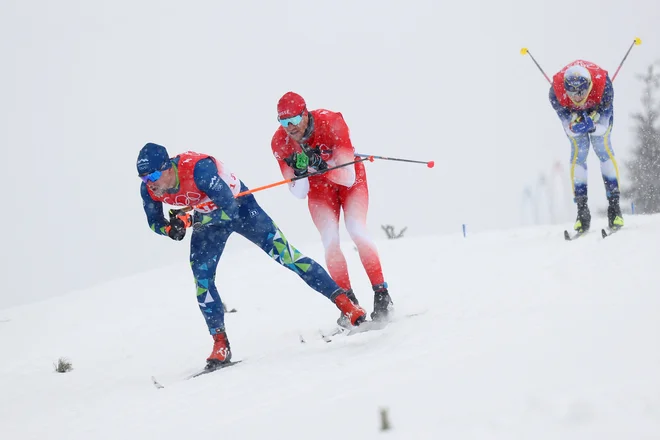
[587,110,601,124]
[570,111,596,134]
[307,150,328,173]
[284,152,305,176]
[166,217,187,241]
[169,209,193,227]
[165,209,192,241]
[285,149,328,177]
[283,152,311,177]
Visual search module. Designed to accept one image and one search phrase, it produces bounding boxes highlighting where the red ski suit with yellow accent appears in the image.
[551,60,608,111]
[271,109,385,292]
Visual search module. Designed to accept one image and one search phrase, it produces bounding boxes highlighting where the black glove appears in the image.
[308,150,328,172]
[167,217,187,241]
[166,209,192,241]
[284,151,328,177]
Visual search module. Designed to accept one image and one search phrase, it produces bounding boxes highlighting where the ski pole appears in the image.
[611,37,642,81]
[520,47,552,84]
[234,156,375,198]
[522,37,642,84]
[355,153,434,168]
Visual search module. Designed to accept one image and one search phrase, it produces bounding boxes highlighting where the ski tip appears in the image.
[601,229,608,238]
[564,230,571,241]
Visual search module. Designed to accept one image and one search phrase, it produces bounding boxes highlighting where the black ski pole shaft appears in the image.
[520,47,552,84]
[612,37,642,81]
[355,153,434,168]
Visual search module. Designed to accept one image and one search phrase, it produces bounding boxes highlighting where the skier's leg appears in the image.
[189,225,231,335]
[340,163,385,288]
[569,133,591,200]
[190,224,234,365]
[568,133,592,231]
[590,122,623,227]
[307,184,352,290]
[234,195,344,300]
[233,194,366,325]
[590,122,620,196]
[340,163,391,321]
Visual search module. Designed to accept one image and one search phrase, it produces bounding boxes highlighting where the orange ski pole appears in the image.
[235,156,374,198]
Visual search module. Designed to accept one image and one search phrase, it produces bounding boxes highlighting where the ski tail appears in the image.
[602,226,623,238]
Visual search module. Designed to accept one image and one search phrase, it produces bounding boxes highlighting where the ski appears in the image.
[315,310,428,342]
[151,376,164,389]
[187,360,243,379]
[601,226,622,238]
[564,229,588,241]
[346,319,389,335]
[566,226,622,239]
[315,319,386,341]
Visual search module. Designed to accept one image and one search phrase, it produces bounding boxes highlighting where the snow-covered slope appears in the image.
[1,215,658,439]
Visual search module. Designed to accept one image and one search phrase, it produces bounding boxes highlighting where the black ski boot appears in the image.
[607,195,624,230]
[371,283,393,322]
[573,196,591,233]
[337,289,359,328]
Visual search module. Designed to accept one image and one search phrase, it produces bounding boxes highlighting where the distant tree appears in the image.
[623,62,660,213]
[381,225,407,239]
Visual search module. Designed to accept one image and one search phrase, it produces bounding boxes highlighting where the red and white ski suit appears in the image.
[271,109,385,291]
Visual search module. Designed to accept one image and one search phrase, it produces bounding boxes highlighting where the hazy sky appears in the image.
[1,0,657,308]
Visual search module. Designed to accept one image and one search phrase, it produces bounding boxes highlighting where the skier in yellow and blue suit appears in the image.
[549,60,624,233]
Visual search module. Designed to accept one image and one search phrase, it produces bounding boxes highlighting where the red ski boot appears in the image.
[334,292,367,326]
[206,330,232,368]
[336,289,360,328]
